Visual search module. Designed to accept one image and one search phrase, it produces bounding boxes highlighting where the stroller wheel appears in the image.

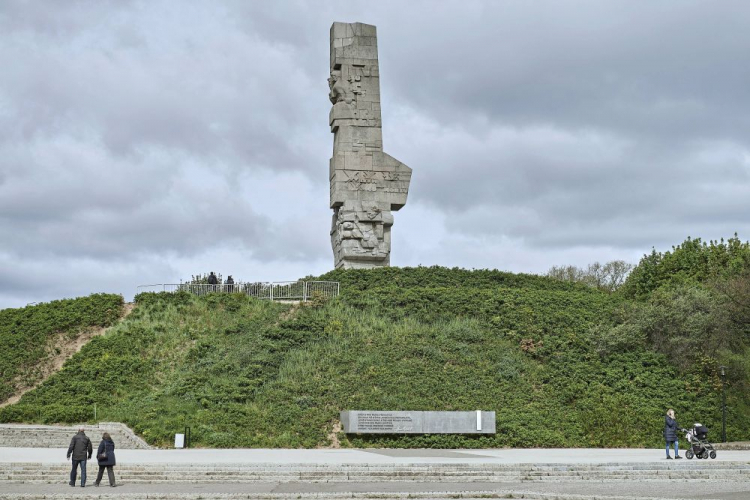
[685,450,694,459]
[709,451,717,459]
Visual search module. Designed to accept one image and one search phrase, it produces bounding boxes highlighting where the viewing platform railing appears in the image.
[136,281,339,302]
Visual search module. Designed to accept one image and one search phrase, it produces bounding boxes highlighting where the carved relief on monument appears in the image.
[328,22,411,269]
[328,71,357,106]
[331,200,394,266]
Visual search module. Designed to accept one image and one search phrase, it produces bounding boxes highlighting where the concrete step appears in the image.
[3,463,748,471]
[0,423,152,449]
[2,462,747,469]
[0,492,681,500]
[1,462,748,483]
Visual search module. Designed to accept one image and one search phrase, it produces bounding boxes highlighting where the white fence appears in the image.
[136,281,339,302]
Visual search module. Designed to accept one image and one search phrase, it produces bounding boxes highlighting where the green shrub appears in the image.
[0,294,123,402]
[622,235,750,300]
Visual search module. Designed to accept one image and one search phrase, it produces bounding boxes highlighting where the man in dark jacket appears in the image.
[67,427,92,487]
[208,272,218,292]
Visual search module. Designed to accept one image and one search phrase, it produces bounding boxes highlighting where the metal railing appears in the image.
[136,281,339,302]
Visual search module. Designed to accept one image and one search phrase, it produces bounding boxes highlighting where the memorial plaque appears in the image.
[340,410,495,434]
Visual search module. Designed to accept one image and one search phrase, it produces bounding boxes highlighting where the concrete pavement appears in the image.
[2,480,750,499]
[2,446,749,464]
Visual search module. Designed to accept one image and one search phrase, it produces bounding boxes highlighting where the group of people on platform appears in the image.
[207,272,234,291]
[66,428,116,487]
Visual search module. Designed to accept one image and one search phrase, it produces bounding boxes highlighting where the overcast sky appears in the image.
[1,0,749,308]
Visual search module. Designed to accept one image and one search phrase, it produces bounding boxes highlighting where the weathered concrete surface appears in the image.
[1,448,749,499]
[2,480,750,499]
[340,410,496,434]
[328,22,412,269]
[2,447,749,464]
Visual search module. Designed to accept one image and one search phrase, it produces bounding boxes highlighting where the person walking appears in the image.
[664,409,682,459]
[94,432,117,487]
[66,427,92,487]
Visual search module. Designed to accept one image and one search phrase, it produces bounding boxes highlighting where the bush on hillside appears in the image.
[318,265,591,293]
[590,285,745,375]
[711,271,750,342]
[0,294,123,403]
[622,235,750,300]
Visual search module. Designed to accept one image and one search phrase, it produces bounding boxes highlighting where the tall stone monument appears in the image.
[328,22,412,269]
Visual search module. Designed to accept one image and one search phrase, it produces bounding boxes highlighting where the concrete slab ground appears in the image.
[2,479,750,500]
[2,446,749,464]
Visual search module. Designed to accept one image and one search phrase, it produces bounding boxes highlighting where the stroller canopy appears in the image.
[693,423,709,439]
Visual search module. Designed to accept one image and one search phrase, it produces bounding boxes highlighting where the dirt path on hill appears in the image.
[0,303,136,408]
[322,420,342,449]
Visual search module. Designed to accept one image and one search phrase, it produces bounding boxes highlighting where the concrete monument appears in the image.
[328,22,412,269]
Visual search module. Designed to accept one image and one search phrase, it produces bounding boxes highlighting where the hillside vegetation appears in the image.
[0,294,124,404]
[1,239,748,448]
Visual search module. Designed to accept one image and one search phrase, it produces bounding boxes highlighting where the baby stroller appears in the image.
[684,423,716,459]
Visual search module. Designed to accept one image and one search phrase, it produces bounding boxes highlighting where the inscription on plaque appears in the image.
[356,412,414,431]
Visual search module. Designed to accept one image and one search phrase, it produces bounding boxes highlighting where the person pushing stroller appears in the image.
[663,409,682,459]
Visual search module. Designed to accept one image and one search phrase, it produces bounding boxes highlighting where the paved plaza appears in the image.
[2,446,750,464]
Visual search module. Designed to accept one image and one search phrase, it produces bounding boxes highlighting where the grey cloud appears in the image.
[0,2,328,176]
[2,0,750,308]
[0,1,130,38]
[376,0,750,252]
[385,1,750,146]
[393,117,750,249]
[0,250,179,308]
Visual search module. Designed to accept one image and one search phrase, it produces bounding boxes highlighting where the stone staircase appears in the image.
[0,495,613,500]
[0,422,152,449]
[0,494,682,500]
[1,461,749,484]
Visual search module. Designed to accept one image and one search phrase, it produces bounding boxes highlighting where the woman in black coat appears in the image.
[94,432,117,487]
[663,409,682,459]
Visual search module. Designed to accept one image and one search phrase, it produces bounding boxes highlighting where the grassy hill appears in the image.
[1,266,745,448]
[0,294,124,404]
